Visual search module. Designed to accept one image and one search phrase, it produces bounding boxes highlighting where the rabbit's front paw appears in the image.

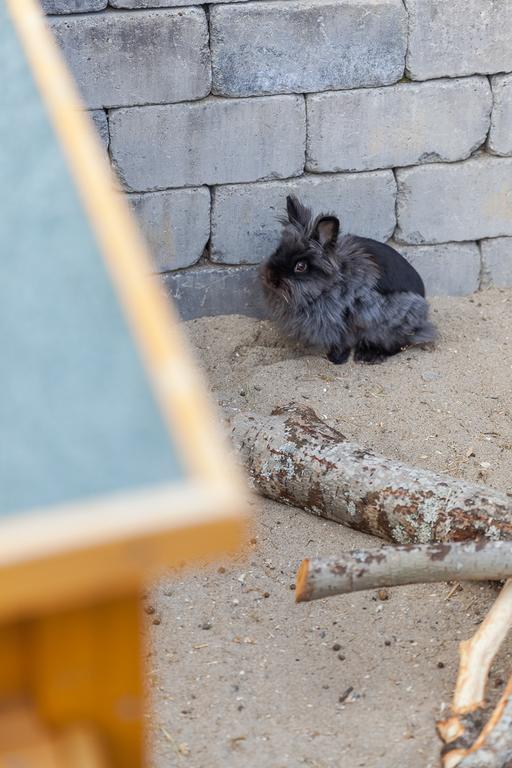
[354,341,387,364]
[327,345,350,365]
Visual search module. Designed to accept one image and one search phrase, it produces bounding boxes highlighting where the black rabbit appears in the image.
[260,195,437,364]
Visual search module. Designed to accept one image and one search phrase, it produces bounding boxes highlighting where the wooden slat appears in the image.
[56,726,110,768]
[0,708,109,767]
[30,596,142,768]
[0,625,27,697]
[0,706,46,750]
[0,484,243,623]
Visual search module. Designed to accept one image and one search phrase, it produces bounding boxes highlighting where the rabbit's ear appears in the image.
[286,195,312,229]
[314,216,339,248]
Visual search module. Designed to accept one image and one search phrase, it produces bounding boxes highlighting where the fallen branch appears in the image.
[230,404,512,544]
[295,542,512,603]
[458,677,512,768]
[438,579,512,768]
[231,405,512,766]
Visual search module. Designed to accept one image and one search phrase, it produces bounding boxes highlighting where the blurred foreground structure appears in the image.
[0,1,247,764]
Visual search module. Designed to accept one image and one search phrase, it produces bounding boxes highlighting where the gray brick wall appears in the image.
[489,74,512,157]
[88,110,109,151]
[210,173,396,265]
[306,78,492,173]
[404,1,512,80]
[44,0,512,319]
[396,156,512,244]
[387,242,481,297]
[481,239,512,289]
[210,0,407,97]
[109,96,305,190]
[127,188,210,270]
[49,9,210,109]
[42,0,106,12]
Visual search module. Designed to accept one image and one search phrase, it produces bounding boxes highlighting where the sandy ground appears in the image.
[149,288,512,768]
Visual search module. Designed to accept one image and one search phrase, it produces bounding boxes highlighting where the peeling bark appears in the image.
[295,542,512,603]
[438,580,512,768]
[458,679,512,767]
[230,404,512,544]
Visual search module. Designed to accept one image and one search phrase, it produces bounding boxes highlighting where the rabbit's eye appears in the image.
[294,260,308,274]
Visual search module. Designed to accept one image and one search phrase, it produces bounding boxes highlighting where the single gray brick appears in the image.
[110,96,305,192]
[160,266,266,320]
[210,0,407,97]
[480,238,512,288]
[405,0,512,80]
[88,109,109,151]
[42,0,106,11]
[388,241,480,296]
[489,74,512,157]
[111,0,246,5]
[396,156,512,244]
[49,9,210,109]
[307,78,491,173]
[211,172,396,265]
[127,188,210,272]
[110,0,190,5]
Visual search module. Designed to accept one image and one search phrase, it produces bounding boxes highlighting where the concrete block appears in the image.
[211,172,396,265]
[488,74,512,157]
[128,188,210,272]
[210,0,407,97]
[88,109,109,151]
[49,9,210,109]
[480,238,512,288]
[160,266,267,320]
[396,156,512,244]
[307,77,491,173]
[111,0,245,5]
[109,96,306,192]
[42,0,106,12]
[388,241,481,296]
[405,0,512,80]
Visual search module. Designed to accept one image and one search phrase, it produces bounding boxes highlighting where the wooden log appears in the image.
[295,541,512,603]
[230,404,512,544]
[438,579,512,768]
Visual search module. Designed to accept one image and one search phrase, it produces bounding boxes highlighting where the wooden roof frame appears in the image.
[1,0,249,622]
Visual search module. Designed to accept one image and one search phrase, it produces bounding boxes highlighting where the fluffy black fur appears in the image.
[260,195,437,364]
